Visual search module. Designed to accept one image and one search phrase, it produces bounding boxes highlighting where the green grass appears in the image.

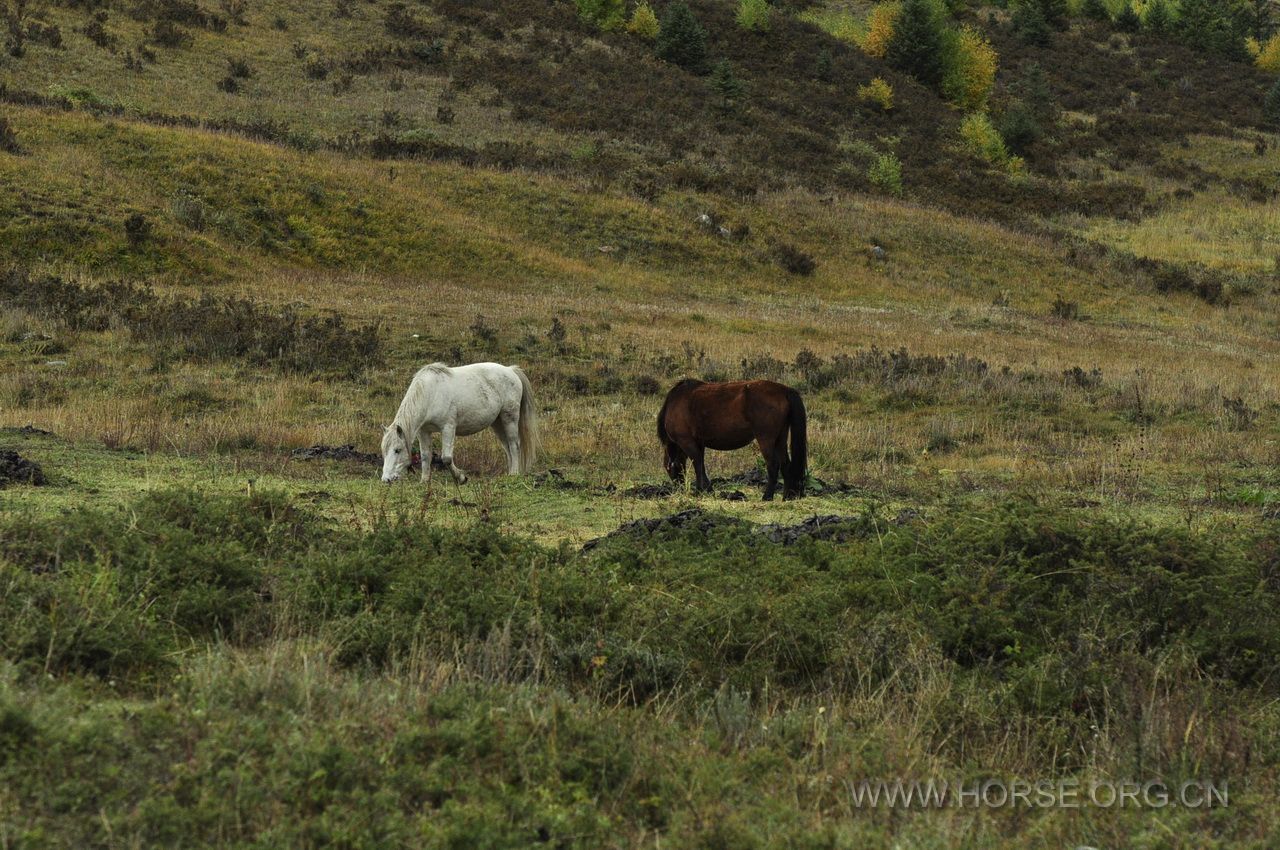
[3,2,1280,845]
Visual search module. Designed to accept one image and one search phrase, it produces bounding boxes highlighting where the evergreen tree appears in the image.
[656,2,708,73]
[1176,0,1250,58]
[814,47,833,81]
[710,59,746,111]
[1023,0,1068,29]
[1266,76,1280,127]
[1116,2,1141,32]
[1145,0,1172,33]
[1013,3,1052,45]
[885,0,947,89]
[1250,0,1275,41]
[1081,0,1111,22]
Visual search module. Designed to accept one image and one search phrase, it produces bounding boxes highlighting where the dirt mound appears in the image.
[581,508,749,551]
[532,469,592,491]
[0,450,46,487]
[2,425,56,437]
[581,507,907,551]
[292,444,380,464]
[754,515,869,545]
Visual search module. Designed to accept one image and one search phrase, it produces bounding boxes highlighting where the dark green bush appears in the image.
[0,268,383,375]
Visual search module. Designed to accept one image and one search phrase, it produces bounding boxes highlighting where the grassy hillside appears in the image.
[3,0,1280,846]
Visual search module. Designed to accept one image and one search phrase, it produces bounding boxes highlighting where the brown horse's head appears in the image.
[662,441,687,482]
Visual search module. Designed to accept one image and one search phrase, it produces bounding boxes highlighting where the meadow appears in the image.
[2,0,1280,845]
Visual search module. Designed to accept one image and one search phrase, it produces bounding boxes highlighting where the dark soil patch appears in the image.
[532,468,591,491]
[290,445,447,471]
[292,444,381,464]
[582,508,749,551]
[0,450,46,487]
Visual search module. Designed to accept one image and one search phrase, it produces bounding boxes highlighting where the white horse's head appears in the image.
[381,424,411,483]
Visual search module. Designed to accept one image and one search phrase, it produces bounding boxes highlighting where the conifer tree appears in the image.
[886,0,946,89]
[656,2,708,73]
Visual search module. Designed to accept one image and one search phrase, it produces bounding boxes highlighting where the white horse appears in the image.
[381,362,539,484]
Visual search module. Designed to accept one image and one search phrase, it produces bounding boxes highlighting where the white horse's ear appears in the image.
[396,424,405,438]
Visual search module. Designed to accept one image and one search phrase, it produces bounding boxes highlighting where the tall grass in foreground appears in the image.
[0,488,1277,846]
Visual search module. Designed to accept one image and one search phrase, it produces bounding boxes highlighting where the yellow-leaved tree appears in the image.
[942,26,997,111]
[1257,34,1280,74]
[858,3,900,59]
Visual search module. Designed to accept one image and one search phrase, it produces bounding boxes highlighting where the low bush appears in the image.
[857,76,894,111]
[3,489,1277,697]
[959,112,1022,172]
[0,268,383,375]
[867,151,904,195]
[736,0,770,33]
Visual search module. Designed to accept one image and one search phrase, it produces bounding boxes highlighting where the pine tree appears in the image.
[1266,76,1280,127]
[1081,0,1111,22]
[1024,0,1068,29]
[1145,0,1172,33]
[710,59,746,111]
[1176,0,1250,58]
[1013,2,1052,45]
[656,2,708,73]
[885,0,946,89]
[1116,2,1141,32]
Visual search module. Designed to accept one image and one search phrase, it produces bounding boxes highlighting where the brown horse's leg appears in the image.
[758,435,782,501]
[688,443,712,492]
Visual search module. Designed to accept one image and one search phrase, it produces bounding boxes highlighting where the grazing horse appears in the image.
[657,378,807,500]
[381,362,539,484]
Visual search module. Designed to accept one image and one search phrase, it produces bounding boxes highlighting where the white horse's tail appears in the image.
[513,366,539,473]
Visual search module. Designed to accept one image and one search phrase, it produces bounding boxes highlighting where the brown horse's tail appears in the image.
[785,388,807,496]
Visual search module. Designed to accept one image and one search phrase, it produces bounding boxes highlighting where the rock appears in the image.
[870,245,887,261]
[754,514,868,545]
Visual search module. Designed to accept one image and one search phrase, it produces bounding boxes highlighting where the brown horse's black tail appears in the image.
[785,388,807,496]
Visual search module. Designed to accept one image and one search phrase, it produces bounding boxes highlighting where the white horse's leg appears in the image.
[440,421,467,484]
[492,416,520,475]
[417,426,433,484]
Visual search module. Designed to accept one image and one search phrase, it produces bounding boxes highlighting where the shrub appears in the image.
[216,75,239,93]
[857,77,894,111]
[868,152,903,195]
[814,47,833,80]
[124,213,151,248]
[0,115,20,155]
[1050,296,1080,320]
[227,56,252,78]
[960,112,1021,172]
[941,25,997,110]
[1266,77,1280,126]
[859,2,899,59]
[886,0,946,88]
[1257,33,1280,71]
[626,2,659,39]
[771,243,817,275]
[656,2,707,73]
[0,269,383,375]
[82,12,116,50]
[150,19,193,48]
[736,0,770,32]
[574,0,624,31]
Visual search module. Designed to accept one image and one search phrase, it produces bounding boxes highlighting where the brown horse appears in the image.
[657,379,807,500]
